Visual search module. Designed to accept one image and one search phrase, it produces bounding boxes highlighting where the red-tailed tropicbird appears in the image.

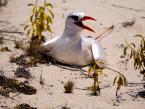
[43,12,106,67]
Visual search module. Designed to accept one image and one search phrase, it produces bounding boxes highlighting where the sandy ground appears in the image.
[0,0,145,109]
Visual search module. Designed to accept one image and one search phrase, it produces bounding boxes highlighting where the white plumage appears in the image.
[43,12,106,66]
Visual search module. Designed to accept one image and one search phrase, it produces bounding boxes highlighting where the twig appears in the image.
[78,68,92,77]
[54,63,144,86]
[54,63,90,77]
[48,56,123,77]
[105,66,121,74]
[48,59,90,77]
[55,64,81,71]
[53,60,123,77]
[95,25,114,40]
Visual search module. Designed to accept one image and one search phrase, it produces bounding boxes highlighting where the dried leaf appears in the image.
[0,47,11,52]
[113,75,118,85]
[27,3,34,6]
[24,25,30,30]
[88,67,94,74]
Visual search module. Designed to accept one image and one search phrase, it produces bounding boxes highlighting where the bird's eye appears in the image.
[69,15,79,21]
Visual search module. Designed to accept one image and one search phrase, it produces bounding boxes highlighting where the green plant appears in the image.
[124,34,145,72]
[64,81,74,93]
[113,74,127,96]
[24,0,53,39]
[88,61,127,96]
[24,0,54,61]
[88,62,103,95]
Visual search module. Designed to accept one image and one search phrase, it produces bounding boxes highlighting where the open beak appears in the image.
[79,16,96,32]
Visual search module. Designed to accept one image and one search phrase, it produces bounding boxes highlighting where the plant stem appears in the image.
[95,25,114,40]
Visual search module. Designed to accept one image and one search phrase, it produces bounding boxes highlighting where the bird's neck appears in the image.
[62,28,82,41]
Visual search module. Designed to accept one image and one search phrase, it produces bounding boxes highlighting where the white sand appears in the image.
[0,0,145,108]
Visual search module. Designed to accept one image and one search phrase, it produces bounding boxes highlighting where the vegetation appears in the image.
[24,0,54,63]
[64,81,74,93]
[113,73,127,96]
[88,62,103,95]
[0,71,37,95]
[88,61,127,96]
[123,34,145,76]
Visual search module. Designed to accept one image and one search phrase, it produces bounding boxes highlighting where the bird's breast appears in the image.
[49,38,92,65]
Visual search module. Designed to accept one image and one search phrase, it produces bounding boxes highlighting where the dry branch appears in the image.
[95,25,114,41]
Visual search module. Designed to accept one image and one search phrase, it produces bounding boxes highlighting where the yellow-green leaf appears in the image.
[48,10,54,18]
[45,3,53,9]
[30,15,34,22]
[24,25,30,30]
[88,67,94,74]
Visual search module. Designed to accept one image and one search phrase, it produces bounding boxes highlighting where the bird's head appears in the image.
[65,12,96,33]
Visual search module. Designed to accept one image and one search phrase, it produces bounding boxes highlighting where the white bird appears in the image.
[43,12,106,67]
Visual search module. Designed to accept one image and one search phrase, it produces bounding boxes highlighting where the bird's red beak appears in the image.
[80,16,96,33]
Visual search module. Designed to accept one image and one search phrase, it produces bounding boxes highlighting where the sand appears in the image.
[0,0,145,109]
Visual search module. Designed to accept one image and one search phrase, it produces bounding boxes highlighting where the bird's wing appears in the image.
[91,42,106,67]
[43,36,60,50]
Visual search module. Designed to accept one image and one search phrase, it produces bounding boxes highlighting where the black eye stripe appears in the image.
[69,15,79,21]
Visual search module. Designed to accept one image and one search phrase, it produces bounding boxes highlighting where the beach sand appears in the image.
[0,0,145,108]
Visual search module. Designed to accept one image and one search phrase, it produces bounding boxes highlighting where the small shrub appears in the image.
[88,62,103,95]
[113,74,127,96]
[88,61,127,96]
[123,34,145,75]
[24,0,54,64]
[64,81,74,93]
